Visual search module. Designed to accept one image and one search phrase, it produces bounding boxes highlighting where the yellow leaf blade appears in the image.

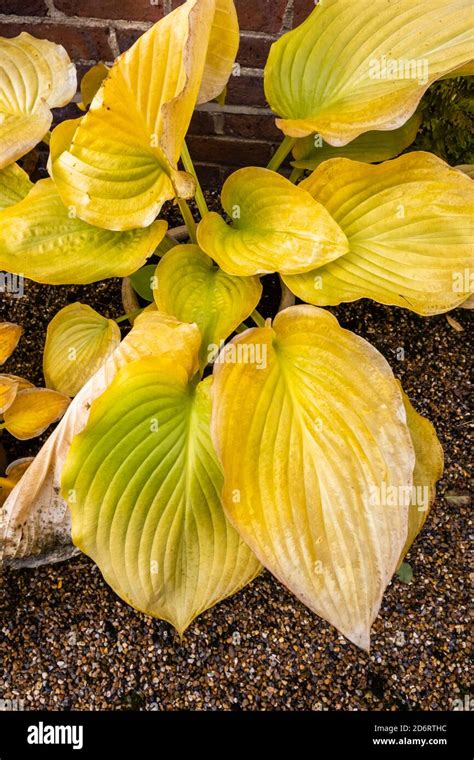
[62,360,261,633]
[44,303,122,397]
[4,388,70,440]
[0,163,33,210]
[397,387,444,567]
[0,376,19,415]
[154,244,262,367]
[211,305,415,649]
[284,152,474,315]
[0,322,23,365]
[0,32,76,168]
[0,179,168,284]
[197,167,349,275]
[51,1,220,230]
[264,0,473,144]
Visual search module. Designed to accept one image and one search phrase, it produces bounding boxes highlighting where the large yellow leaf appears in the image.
[154,244,262,367]
[0,179,167,285]
[284,153,474,315]
[2,388,70,440]
[0,163,33,210]
[51,0,234,230]
[0,322,23,365]
[197,167,349,276]
[198,0,239,105]
[62,359,261,633]
[211,305,416,649]
[397,387,444,568]
[0,312,201,564]
[264,0,473,144]
[291,113,421,171]
[0,32,76,168]
[44,303,122,397]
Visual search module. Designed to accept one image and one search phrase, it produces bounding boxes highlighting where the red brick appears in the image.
[235,0,288,33]
[187,135,276,167]
[237,33,276,69]
[115,28,144,53]
[193,163,225,191]
[54,0,164,22]
[0,0,47,15]
[293,0,318,27]
[224,111,281,141]
[171,0,288,33]
[226,75,267,107]
[190,110,216,136]
[0,21,114,61]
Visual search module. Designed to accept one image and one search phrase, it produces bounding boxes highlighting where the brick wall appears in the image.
[0,0,317,187]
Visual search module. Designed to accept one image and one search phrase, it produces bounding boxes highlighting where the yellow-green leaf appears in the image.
[62,359,261,634]
[154,244,262,366]
[264,0,473,144]
[291,113,422,170]
[0,32,77,168]
[197,167,349,276]
[211,305,415,649]
[0,322,23,365]
[51,0,227,230]
[3,388,70,440]
[0,311,202,563]
[44,303,122,397]
[0,163,33,210]
[397,387,444,568]
[284,153,474,315]
[0,179,167,285]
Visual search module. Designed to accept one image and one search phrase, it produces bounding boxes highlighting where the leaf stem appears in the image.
[266,136,297,172]
[177,199,198,243]
[289,167,304,184]
[251,310,266,328]
[181,141,209,218]
[115,307,144,324]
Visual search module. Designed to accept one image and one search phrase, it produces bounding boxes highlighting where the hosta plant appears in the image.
[0,0,471,649]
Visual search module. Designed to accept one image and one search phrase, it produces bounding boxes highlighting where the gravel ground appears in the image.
[0,197,471,711]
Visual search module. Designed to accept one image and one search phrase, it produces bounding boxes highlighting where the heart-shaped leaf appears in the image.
[264,0,472,144]
[211,305,416,649]
[197,167,349,276]
[0,32,76,168]
[51,0,238,230]
[291,113,421,170]
[154,244,262,366]
[44,303,122,397]
[62,359,261,633]
[0,312,201,564]
[0,179,167,285]
[284,153,474,315]
[0,163,33,210]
